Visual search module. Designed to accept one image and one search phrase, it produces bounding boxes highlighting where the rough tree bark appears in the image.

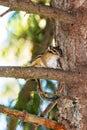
[0,0,87,130]
[51,0,87,130]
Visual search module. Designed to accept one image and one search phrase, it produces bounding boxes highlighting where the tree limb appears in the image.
[0,105,65,130]
[0,0,75,23]
[0,66,86,85]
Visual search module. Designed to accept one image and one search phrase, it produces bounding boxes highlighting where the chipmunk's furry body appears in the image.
[31,46,62,100]
[31,46,62,69]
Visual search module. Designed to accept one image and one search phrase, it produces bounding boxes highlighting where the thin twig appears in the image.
[37,79,59,100]
[33,100,58,130]
[0,8,11,17]
[41,100,58,117]
[31,91,57,96]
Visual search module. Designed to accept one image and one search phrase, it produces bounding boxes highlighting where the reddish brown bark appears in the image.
[52,1,87,130]
[0,105,66,130]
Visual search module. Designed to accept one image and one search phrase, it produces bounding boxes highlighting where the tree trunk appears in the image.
[52,0,87,130]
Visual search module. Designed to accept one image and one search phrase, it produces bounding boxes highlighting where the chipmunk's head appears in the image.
[48,46,62,58]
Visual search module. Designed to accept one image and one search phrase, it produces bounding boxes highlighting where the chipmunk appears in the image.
[31,46,62,100]
[31,46,62,68]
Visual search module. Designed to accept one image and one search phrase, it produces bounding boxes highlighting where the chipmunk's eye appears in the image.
[53,49,57,53]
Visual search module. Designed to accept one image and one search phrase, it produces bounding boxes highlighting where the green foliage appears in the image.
[33,94,41,114]
[0,0,56,129]
[1,12,49,64]
[27,94,40,114]
[27,15,43,43]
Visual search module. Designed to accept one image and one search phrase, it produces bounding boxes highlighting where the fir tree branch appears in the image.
[0,66,86,85]
[0,0,75,23]
[0,104,65,130]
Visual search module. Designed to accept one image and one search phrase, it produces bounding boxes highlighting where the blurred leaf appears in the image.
[0,1,53,129]
[33,94,40,114]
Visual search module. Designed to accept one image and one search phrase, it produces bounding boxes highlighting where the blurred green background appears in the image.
[0,0,58,130]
